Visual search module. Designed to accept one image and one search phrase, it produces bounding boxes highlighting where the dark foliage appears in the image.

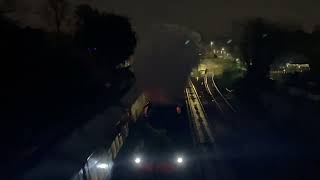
[75,4,137,69]
[0,7,136,176]
[240,18,320,90]
[241,19,286,83]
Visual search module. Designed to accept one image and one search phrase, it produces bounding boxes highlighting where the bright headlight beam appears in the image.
[176,157,183,164]
[134,157,141,164]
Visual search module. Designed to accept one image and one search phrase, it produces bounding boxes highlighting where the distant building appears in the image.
[270,62,310,80]
[285,63,310,73]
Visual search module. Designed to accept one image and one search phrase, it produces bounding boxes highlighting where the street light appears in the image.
[210,41,214,46]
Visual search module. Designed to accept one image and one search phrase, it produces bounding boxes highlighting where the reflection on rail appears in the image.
[211,74,236,112]
[204,75,224,113]
[203,74,236,115]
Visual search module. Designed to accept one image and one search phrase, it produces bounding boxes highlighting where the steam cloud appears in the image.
[133,24,201,104]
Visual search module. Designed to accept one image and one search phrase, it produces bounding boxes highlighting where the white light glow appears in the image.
[97,163,109,169]
[176,157,183,164]
[134,157,141,164]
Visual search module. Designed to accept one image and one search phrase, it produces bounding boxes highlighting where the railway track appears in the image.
[203,74,236,116]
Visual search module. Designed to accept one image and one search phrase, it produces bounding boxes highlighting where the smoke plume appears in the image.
[133,24,201,104]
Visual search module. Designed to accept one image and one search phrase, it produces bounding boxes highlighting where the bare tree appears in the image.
[0,0,17,14]
[45,0,69,33]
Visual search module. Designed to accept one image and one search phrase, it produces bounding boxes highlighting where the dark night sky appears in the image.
[4,0,320,38]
